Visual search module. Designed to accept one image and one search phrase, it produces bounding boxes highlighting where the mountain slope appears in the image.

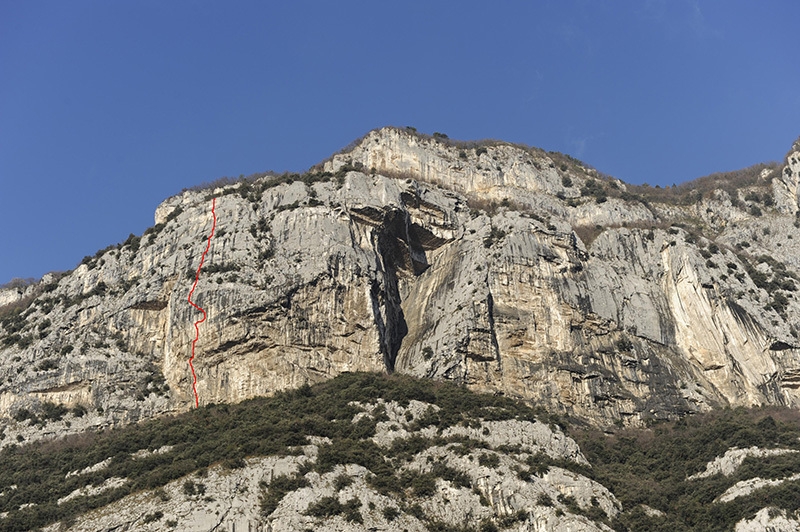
[0,373,798,531]
[1,127,800,449]
[0,373,614,531]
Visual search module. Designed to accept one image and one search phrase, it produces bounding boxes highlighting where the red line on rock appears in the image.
[187,197,217,408]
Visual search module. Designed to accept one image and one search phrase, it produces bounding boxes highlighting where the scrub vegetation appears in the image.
[572,407,800,531]
[1,373,799,531]
[0,372,542,531]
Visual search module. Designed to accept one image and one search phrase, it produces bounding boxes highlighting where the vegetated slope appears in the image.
[573,407,800,531]
[0,126,800,446]
[1,373,799,531]
[0,373,609,531]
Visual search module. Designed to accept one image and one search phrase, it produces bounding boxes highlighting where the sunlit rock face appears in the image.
[2,127,800,444]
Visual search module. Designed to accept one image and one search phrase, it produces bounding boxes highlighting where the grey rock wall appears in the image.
[2,127,800,445]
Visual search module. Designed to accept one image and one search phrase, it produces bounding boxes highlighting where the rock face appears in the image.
[717,473,800,503]
[687,446,799,480]
[735,507,800,532]
[2,127,800,445]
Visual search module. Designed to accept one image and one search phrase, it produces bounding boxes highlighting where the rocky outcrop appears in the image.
[688,446,799,480]
[773,139,800,215]
[735,507,800,532]
[2,127,800,447]
[717,473,800,503]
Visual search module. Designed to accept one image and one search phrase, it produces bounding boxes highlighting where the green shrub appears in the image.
[315,439,383,474]
[409,473,437,497]
[537,493,554,506]
[258,245,275,261]
[122,233,140,253]
[142,511,163,523]
[250,217,270,237]
[581,179,606,201]
[182,480,205,497]
[15,335,32,348]
[616,338,633,352]
[305,496,362,523]
[36,359,58,371]
[407,503,426,520]
[13,409,37,424]
[41,402,68,422]
[480,519,500,532]
[383,506,401,521]
[497,509,528,527]
[744,192,761,203]
[333,473,353,491]
[259,472,309,517]
[484,226,507,248]
[557,493,581,514]
[203,262,239,275]
[478,453,500,468]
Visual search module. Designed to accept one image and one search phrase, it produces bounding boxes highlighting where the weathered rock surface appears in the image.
[735,507,800,532]
[688,446,800,480]
[2,127,800,447]
[716,472,800,503]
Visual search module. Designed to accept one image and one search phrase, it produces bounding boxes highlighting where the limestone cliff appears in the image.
[2,127,800,446]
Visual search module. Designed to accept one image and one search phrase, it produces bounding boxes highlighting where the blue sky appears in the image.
[1,1,799,284]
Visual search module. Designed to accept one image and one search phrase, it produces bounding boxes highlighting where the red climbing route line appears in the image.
[187,197,217,408]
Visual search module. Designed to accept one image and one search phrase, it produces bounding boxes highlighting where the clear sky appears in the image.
[1,1,799,284]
